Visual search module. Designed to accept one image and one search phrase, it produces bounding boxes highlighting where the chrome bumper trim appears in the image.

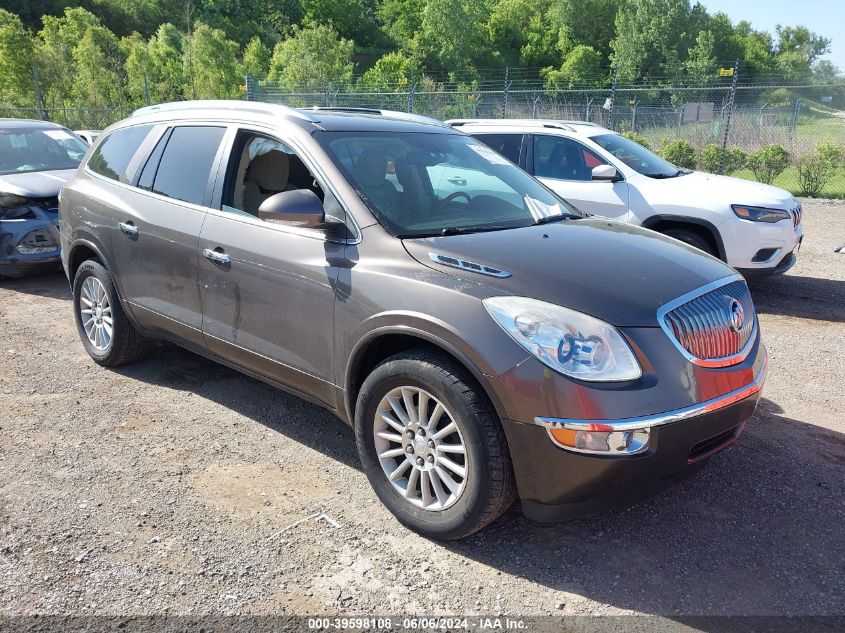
[534,357,767,432]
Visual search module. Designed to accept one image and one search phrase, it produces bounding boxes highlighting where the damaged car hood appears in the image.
[0,169,76,198]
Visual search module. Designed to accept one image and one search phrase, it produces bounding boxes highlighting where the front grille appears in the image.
[791,203,802,227]
[660,278,756,367]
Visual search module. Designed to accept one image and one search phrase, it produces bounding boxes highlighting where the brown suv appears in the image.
[59,102,766,539]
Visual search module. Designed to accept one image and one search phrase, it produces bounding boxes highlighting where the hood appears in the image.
[403,219,737,327]
[0,169,76,198]
[645,171,795,209]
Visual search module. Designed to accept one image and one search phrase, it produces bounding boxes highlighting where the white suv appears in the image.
[448,119,804,277]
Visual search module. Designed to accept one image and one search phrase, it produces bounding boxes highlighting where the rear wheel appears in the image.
[72,259,147,366]
[662,227,717,257]
[354,349,516,540]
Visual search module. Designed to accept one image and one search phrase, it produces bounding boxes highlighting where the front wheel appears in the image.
[72,259,148,366]
[662,227,717,257]
[354,349,516,540]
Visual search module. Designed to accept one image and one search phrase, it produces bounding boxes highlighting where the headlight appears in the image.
[0,192,29,208]
[483,296,642,381]
[731,204,791,223]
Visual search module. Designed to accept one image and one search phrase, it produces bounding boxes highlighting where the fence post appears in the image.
[790,97,801,138]
[631,98,639,132]
[407,76,415,113]
[585,98,592,122]
[718,59,739,175]
[501,66,511,118]
[143,72,151,106]
[31,62,46,120]
[608,64,618,130]
[245,74,255,101]
[677,103,684,133]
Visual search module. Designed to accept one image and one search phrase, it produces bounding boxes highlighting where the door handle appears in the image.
[446,176,467,186]
[119,221,139,238]
[203,248,231,265]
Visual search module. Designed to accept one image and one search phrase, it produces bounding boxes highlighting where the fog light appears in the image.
[548,424,650,455]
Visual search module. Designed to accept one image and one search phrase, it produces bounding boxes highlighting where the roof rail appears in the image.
[447,118,603,131]
[304,107,449,127]
[132,100,319,123]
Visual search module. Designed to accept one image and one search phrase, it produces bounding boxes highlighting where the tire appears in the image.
[72,258,147,366]
[662,227,717,257]
[354,349,516,540]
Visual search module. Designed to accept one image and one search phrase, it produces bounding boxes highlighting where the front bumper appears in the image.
[0,213,61,277]
[492,328,767,522]
[721,216,803,273]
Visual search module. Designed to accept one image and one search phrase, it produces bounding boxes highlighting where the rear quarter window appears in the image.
[86,125,154,183]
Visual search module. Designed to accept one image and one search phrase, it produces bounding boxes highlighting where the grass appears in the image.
[730,167,845,200]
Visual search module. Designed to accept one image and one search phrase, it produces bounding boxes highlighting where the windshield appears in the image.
[591,133,686,178]
[315,131,579,237]
[0,127,88,175]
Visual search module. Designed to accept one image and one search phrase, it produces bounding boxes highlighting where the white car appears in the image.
[448,119,804,277]
[73,129,101,145]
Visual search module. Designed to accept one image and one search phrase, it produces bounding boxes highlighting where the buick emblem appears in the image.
[727,298,744,332]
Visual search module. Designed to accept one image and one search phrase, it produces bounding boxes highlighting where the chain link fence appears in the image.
[253,79,845,163]
[0,105,134,131]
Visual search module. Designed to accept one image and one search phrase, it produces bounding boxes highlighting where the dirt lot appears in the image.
[1,199,843,622]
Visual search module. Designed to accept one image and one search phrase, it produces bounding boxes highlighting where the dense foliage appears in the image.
[797,142,843,197]
[0,0,838,109]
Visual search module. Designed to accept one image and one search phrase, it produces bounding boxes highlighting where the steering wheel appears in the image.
[437,191,471,211]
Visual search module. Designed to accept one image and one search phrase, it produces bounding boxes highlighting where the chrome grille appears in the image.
[659,278,756,367]
[791,203,802,227]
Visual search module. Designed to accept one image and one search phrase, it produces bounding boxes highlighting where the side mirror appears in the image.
[592,164,620,182]
[258,189,328,229]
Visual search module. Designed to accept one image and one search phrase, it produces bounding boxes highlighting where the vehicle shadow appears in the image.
[0,270,69,300]
[748,274,845,322]
[115,345,844,620]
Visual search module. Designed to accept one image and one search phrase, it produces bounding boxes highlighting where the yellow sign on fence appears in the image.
[719,68,734,77]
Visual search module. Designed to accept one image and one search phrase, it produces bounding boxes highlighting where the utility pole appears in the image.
[718,59,740,175]
[245,74,255,101]
[143,72,151,106]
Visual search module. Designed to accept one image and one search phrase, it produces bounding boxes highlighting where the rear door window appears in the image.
[472,133,524,164]
[151,126,226,206]
[87,125,154,183]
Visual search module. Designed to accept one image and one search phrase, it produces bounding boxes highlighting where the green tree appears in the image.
[146,22,185,102]
[243,36,271,81]
[611,0,704,83]
[267,23,354,91]
[185,21,240,99]
[684,30,716,83]
[301,0,373,43]
[35,7,102,109]
[361,51,419,90]
[543,45,604,88]
[72,25,126,107]
[547,0,619,62]
[377,0,424,48]
[122,32,152,105]
[0,9,35,106]
[418,0,491,71]
[487,0,556,68]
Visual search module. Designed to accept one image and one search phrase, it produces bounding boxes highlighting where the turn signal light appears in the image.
[548,426,650,455]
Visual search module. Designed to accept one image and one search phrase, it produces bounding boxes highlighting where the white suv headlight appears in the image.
[483,297,642,382]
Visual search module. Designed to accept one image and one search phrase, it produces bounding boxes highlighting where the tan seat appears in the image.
[243,150,293,215]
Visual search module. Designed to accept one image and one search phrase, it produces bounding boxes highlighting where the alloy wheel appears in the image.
[79,276,113,351]
[373,386,468,511]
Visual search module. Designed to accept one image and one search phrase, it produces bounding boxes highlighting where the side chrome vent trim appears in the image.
[428,252,512,278]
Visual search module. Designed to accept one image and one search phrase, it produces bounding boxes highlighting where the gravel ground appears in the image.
[1,199,843,621]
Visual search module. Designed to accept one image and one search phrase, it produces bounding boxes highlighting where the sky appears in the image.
[699,0,845,71]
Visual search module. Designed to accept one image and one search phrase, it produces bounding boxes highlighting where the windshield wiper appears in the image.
[533,213,579,225]
[646,169,687,179]
[439,225,518,236]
